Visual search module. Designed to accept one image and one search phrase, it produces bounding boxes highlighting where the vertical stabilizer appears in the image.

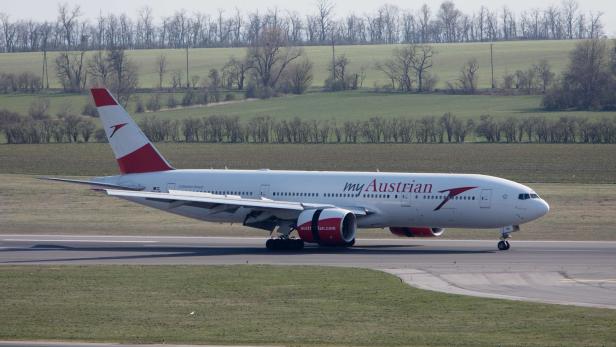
[91,88,173,174]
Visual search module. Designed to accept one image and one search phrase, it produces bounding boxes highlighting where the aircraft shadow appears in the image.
[0,243,493,264]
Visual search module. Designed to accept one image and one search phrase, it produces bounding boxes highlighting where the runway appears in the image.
[1,234,615,309]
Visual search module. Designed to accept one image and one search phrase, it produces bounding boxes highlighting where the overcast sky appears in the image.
[1,0,614,36]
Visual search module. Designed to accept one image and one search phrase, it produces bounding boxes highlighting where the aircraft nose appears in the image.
[536,199,550,218]
[541,199,550,215]
[524,199,550,221]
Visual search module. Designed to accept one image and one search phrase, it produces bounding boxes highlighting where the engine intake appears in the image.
[389,227,444,237]
[297,208,356,246]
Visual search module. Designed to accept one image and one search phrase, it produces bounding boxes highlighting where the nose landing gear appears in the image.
[497,240,510,250]
[497,225,519,251]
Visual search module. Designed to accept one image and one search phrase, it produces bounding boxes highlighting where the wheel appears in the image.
[266,238,304,251]
[292,239,305,250]
[505,240,510,250]
[497,240,509,251]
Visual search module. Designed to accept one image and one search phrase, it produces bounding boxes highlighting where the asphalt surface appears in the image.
[1,234,615,309]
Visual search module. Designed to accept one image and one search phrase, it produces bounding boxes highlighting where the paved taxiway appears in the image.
[1,235,615,309]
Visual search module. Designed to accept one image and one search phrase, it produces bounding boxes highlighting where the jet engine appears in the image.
[297,208,356,246]
[389,227,445,237]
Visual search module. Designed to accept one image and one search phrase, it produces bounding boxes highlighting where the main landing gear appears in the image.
[266,222,304,251]
[497,225,520,251]
[266,238,304,251]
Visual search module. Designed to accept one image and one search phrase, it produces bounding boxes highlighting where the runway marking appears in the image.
[2,239,159,243]
[561,278,616,283]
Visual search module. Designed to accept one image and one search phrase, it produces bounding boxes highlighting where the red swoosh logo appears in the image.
[434,186,477,211]
[109,123,128,138]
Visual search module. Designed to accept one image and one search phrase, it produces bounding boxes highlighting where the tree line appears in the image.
[37,26,313,102]
[0,100,97,144]
[3,109,615,144]
[0,0,605,53]
[543,38,616,110]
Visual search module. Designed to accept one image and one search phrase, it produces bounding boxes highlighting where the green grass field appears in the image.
[2,89,615,126]
[1,143,614,183]
[0,40,578,90]
[1,266,614,346]
[141,90,616,122]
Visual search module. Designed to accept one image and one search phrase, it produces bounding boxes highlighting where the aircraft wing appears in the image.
[105,189,369,216]
[40,177,145,191]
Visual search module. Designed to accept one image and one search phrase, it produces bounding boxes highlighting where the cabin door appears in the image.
[480,189,492,208]
[259,184,270,198]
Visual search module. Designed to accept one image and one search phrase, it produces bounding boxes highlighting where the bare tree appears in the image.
[170,70,182,90]
[562,0,578,39]
[438,1,461,42]
[439,112,455,142]
[284,58,313,94]
[28,98,50,120]
[87,50,111,86]
[138,6,155,48]
[534,59,554,93]
[456,58,479,94]
[57,3,81,48]
[222,56,250,90]
[55,51,87,92]
[417,4,430,43]
[544,38,613,110]
[247,26,303,90]
[208,68,222,102]
[79,118,95,142]
[316,0,334,43]
[378,46,413,92]
[588,12,603,39]
[375,59,399,90]
[107,48,139,106]
[411,45,434,91]
[0,13,16,52]
[156,54,167,89]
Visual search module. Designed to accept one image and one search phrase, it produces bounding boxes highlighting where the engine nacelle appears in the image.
[389,227,445,237]
[297,208,356,246]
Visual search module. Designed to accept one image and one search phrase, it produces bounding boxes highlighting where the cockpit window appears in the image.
[519,193,540,200]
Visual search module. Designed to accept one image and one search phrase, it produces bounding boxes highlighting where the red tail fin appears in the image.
[91,88,174,174]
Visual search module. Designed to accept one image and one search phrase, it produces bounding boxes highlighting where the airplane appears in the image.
[45,88,550,251]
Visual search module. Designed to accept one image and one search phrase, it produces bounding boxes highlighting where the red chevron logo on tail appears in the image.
[109,123,128,138]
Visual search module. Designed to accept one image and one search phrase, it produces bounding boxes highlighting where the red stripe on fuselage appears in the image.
[91,88,117,107]
[116,144,173,174]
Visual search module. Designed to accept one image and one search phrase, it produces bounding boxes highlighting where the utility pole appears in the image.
[331,30,335,90]
[490,43,495,89]
[41,50,48,89]
[186,42,190,89]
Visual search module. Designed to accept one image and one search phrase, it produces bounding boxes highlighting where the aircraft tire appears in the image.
[497,240,510,251]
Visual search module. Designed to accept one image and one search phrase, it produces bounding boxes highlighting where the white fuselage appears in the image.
[98,169,550,230]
